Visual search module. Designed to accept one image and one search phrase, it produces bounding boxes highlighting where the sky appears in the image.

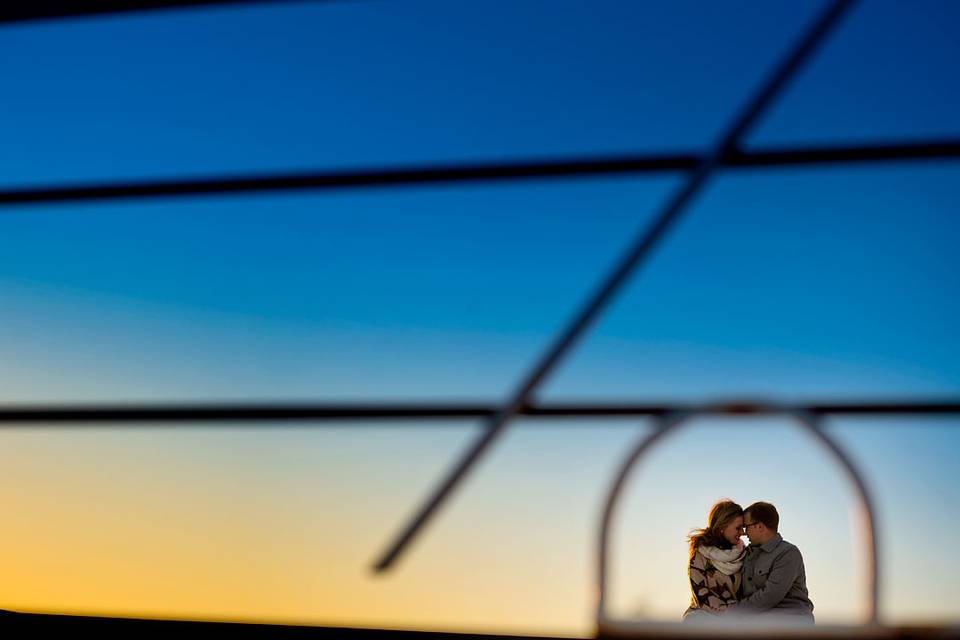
[1,0,959,636]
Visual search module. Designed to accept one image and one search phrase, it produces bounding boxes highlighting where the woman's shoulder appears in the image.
[689,545,710,569]
[694,542,721,556]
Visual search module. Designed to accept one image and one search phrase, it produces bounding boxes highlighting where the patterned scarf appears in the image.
[697,544,745,575]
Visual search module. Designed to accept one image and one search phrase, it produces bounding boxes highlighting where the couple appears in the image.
[683,500,814,625]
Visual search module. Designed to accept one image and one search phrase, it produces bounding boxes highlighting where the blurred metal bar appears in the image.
[1,610,572,638]
[1,399,960,423]
[0,154,698,207]
[3,141,959,207]
[730,140,960,169]
[0,1,303,26]
[596,417,674,626]
[370,0,858,573]
[802,412,880,624]
[1,611,943,639]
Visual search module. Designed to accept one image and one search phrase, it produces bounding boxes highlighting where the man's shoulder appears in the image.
[778,537,800,552]
[775,537,805,559]
[750,535,803,558]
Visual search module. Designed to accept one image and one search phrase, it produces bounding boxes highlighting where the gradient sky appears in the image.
[1,0,959,636]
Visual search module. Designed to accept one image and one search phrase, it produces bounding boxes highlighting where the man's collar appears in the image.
[757,533,783,552]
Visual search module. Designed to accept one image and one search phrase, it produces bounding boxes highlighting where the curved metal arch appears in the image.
[595,402,879,632]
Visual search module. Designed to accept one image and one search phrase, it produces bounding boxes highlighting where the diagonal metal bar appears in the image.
[3,141,959,208]
[371,0,858,573]
[1,399,960,424]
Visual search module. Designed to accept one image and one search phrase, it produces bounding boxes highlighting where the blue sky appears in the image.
[1,0,959,634]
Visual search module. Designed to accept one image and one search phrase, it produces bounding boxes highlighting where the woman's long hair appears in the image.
[687,499,743,560]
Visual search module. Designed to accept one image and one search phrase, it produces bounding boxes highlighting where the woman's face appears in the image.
[722,515,744,545]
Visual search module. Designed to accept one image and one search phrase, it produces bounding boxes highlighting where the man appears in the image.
[723,502,815,624]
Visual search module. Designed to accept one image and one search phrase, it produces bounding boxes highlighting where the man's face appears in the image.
[742,514,766,545]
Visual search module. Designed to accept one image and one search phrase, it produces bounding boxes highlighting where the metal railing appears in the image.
[3,1,960,633]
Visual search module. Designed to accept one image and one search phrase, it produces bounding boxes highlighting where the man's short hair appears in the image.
[745,502,779,532]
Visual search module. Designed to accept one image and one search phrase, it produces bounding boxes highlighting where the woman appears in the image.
[682,499,745,622]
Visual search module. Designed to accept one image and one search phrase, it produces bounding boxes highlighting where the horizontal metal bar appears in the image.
[729,140,960,168]
[2,610,568,639]
[2,141,958,208]
[0,1,296,26]
[0,154,698,207]
[1,400,958,423]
